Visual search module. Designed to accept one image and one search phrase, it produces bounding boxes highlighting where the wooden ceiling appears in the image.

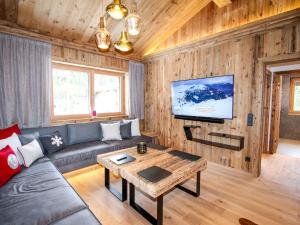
[0,0,233,58]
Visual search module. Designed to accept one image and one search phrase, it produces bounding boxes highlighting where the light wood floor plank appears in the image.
[65,160,300,225]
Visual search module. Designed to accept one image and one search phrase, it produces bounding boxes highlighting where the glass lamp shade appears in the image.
[95,17,111,51]
[125,2,141,36]
[106,0,128,20]
[125,13,141,36]
[114,31,133,54]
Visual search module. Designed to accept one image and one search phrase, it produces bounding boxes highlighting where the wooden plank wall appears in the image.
[52,45,129,72]
[154,0,300,53]
[143,21,300,175]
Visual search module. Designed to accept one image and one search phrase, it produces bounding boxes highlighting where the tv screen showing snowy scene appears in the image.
[171,75,234,119]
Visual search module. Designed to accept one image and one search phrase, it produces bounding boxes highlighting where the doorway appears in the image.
[260,61,300,189]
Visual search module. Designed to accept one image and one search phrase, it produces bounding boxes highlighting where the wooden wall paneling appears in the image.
[281,25,295,54]
[143,11,300,175]
[157,57,163,145]
[152,0,300,55]
[174,57,182,151]
[52,45,129,72]
[165,56,172,148]
[263,29,287,57]
[144,19,300,175]
[296,23,300,52]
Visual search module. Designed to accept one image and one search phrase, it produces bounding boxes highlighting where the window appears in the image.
[51,63,125,120]
[53,68,90,116]
[289,77,300,115]
[94,74,121,113]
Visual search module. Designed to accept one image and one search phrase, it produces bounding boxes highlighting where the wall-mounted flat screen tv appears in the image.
[171,75,234,120]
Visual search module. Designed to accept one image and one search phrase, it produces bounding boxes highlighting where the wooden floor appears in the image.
[277,139,300,158]
[65,162,300,225]
[261,153,300,197]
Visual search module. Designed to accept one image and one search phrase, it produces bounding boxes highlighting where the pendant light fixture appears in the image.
[95,16,111,51]
[114,31,133,54]
[106,0,128,20]
[125,1,141,36]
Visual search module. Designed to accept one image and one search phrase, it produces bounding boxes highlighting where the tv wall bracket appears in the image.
[183,125,244,151]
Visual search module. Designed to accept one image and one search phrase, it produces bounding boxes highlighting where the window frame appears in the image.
[51,63,126,122]
[289,77,300,115]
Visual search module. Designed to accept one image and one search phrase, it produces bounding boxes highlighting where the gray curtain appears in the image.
[0,33,51,128]
[128,61,144,119]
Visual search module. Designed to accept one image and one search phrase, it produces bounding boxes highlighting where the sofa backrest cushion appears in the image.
[67,122,102,145]
[21,125,68,145]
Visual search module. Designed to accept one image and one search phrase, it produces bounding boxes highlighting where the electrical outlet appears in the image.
[220,156,229,166]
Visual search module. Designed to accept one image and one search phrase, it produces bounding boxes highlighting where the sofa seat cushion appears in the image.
[49,136,153,170]
[0,160,87,225]
[103,135,153,150]
[52,209,101,225]
[48,141,113,168]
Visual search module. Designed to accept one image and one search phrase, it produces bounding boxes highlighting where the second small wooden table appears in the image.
[97,147,207,225]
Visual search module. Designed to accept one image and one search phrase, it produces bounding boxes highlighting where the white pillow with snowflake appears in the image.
[39,131,65,154]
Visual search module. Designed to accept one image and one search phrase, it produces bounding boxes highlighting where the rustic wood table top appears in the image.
[97,147,207,198]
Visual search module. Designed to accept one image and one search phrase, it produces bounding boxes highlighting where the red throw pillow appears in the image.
[0,124,21,140]
[0,145,21,187]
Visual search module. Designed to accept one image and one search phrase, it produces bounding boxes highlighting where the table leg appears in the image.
[129,183,164,225]
[176,171,201,197]
[104,167,127,202]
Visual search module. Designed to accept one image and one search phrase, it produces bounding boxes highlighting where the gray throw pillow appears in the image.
[39,131,65,154]
[120,122,132,139]
[18,132,45,153]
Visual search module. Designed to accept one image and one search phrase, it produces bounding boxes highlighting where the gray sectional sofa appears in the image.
[21,121,153,173]
[0,157,100,225]
[0,121,156,225]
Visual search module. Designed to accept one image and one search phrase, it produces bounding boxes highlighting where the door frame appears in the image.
[256,53,300,177]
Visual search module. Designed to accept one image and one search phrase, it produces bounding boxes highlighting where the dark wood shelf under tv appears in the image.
[183,125,244,151]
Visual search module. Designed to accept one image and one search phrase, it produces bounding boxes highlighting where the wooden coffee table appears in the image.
[97,147,207,225]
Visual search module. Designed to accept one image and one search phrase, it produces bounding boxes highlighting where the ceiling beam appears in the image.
[0,20,142,61]
[212,0,232,8]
